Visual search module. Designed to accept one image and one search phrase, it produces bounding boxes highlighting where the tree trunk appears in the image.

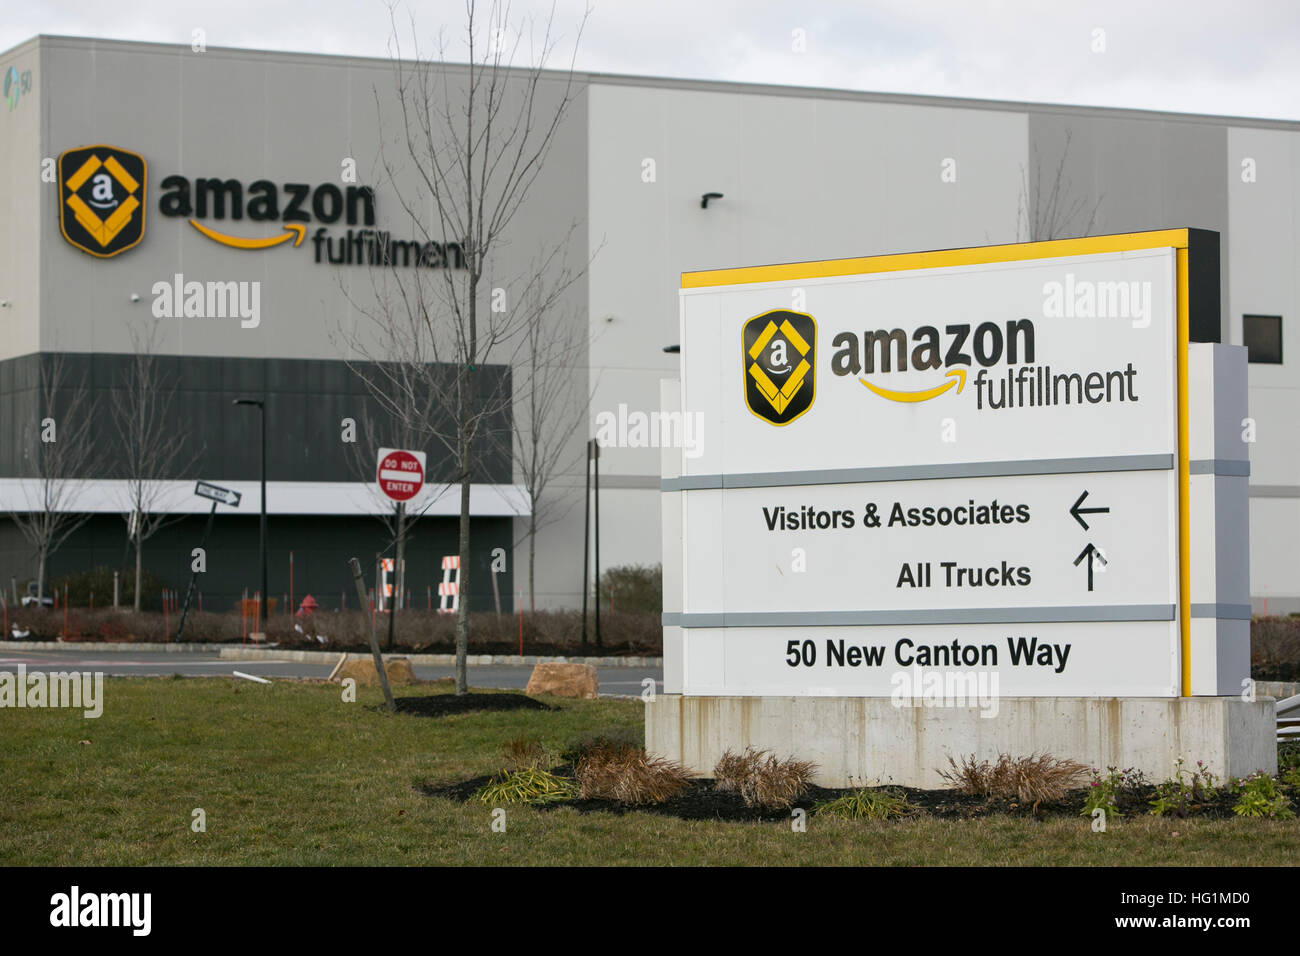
[134,532,143,612]
[36,548,46,604]
[529,510,537,612]
[454,454,472,695]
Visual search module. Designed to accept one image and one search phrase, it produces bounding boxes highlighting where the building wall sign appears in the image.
[57,145,147,258]
[54,145,466,268]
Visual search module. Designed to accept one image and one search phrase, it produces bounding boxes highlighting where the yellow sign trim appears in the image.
[683,229,1193,288]
[1176,248,1192,697]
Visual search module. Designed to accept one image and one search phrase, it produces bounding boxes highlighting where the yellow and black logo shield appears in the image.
[57,144,147,258]
[743,309,816,425]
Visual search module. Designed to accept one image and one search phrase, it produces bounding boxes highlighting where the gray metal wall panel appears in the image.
[0,511,516,614]
[1027,113,1229,339]
[0,353,513,484]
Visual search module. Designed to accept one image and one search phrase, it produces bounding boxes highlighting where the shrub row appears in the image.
[2,604,661,652]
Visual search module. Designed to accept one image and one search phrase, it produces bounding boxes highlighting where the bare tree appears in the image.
[1017,130,1103,242]
[7,353,98,602]
[111,323,201,611]
[346,0,589,693]
[504,271,588,611]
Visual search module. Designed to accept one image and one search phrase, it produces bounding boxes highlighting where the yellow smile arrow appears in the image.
[188,219,306,249]
[859,367,966,403]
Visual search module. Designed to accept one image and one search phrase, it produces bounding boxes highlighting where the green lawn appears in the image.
[1,677,1295,866]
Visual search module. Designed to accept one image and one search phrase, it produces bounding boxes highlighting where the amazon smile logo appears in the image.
[830,319,1036,404]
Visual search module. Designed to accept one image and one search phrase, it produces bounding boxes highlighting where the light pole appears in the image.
[233,398,268,632]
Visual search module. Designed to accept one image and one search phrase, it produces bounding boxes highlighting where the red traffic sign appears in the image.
[377,448,426,502]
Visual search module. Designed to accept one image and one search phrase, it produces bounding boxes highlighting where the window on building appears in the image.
[1243,314,1283,364]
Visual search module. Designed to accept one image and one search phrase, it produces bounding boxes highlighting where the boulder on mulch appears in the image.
[337,657,418,686]
[525,662,598,699]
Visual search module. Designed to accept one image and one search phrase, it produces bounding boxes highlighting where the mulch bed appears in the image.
[421,771,1252,823]
[381,693,554,719]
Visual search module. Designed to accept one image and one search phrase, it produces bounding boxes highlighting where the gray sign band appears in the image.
[1189,459,1250,476]
[663,604,1176,627]
[663,453,1176,491]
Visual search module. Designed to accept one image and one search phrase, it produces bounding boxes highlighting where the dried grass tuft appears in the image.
[714,747,818,809]
[713,747,764,793]
[940,752,1090,804]
[575,744,692,805]
[502,736,546,769]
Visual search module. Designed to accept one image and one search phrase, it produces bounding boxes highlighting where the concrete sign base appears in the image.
[645,693,1277,788]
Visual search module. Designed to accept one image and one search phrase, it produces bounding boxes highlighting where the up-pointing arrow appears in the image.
[1073,543,1107,592]
[1069,490,1110,530]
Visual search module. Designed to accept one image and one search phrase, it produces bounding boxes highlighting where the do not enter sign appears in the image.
[377,448,426,502]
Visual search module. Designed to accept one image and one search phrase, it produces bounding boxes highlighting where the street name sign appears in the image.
[195,481,241,507]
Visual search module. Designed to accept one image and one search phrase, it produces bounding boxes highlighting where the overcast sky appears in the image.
[5,0,1298,120]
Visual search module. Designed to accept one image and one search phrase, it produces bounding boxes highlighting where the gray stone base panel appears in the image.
[645,694,1278,788]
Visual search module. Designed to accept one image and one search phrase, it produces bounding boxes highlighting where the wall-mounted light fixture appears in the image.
[701,192,724,209]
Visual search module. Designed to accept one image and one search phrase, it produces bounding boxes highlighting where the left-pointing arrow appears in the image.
[1069,490,1111,530]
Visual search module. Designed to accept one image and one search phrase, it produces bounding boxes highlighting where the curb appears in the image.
[0,640,660,667]
[218,647,662,667]
[0,640,214,653]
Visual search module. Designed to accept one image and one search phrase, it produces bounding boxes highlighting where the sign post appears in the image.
[175,482,242,642]
[376,448,425,650]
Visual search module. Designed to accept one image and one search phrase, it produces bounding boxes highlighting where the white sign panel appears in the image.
[683,470,1177,614]
[674,247,1182,697]
[681,249,1176,475]
[681,622,1180,699]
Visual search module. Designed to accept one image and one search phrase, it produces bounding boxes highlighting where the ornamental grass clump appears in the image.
[714,747,818,809]
[713,747,764,793]
[940,752,1090,804]
[473,767,577,805]
[815,788,918,821]
[501,736,547,769]
[574,744,691,805]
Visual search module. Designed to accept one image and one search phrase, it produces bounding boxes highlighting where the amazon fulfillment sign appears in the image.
[664,231,1223,699]
[55,143,468,268]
